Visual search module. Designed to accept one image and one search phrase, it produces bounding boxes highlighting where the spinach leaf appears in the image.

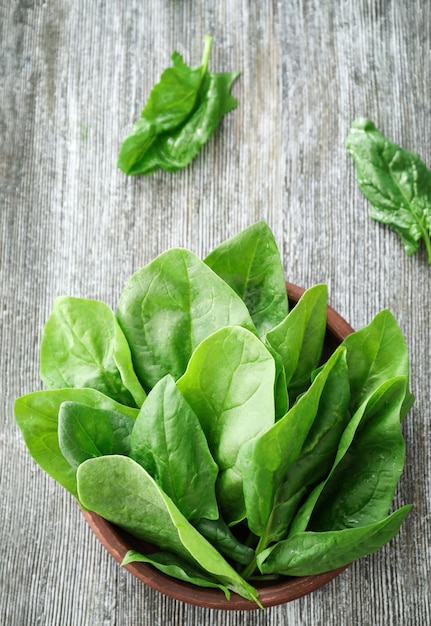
[308,377,407,531]
[118,35,239,176]
[239,347,349,543]
[122,550,231,598]
[130,71,239,175]
[257,505,411,576]
[14,389,138,497]
[346,118,431,263]
[288,376,408,537]
[268,344,289,420]
[266,284,327,401]
[194,517,255,565]
[58,402,134,468]
[116,248,256,390]
[267,347,350,540]
[177,326,275,524]
[204,221,289,336]
[340,308,413,415]
[40,296,146,407]
[130,375,219,522]
[77,455,260,605]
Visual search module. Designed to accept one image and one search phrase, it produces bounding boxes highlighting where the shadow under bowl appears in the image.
[82,282,354,610]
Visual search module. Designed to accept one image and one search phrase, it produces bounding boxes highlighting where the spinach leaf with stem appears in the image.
[118,35,240,175]
[77,455,261,606]
[257,505,411,577]
[238,347,349,579]
[130,374,254,564]
[116,248,256,391]
[177,326,276,525]
[257,377,411,577]
[204,221,289,336]
[40,296,146,407]
[346,118,431,264]
[58,402,135,468]
[14,388,138,497]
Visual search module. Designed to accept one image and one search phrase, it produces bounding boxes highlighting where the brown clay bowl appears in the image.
[82,282,354,610]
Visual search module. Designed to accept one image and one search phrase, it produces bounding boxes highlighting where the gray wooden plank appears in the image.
[1,0,430,624]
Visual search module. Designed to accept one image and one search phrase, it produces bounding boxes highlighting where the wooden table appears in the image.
[2,1,430,623]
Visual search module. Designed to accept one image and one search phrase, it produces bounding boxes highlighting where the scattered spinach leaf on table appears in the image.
[118,35,240,175]
[347,117,431,264]
[15,222,413,606]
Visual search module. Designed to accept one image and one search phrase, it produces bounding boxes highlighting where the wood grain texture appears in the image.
[1,1,430,624]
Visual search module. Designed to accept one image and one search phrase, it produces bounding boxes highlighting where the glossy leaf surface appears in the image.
[58,401,134,468]
[266,284,327,401]
[340,308,412,414]
[258,505,411,576]
[289,376,408,537]
[77,455,259,604]
[308,377,406,530]
[239,348,349,541]
[14,389,138,497]
[177,326,275,523]
[347,118,431,263]
[118,36,239,176]
[116,248,255,390]
[204,221,289,336]
[130,375,219,522]
[40,296,146,407]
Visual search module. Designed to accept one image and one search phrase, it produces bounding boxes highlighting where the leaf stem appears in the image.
[423,229,431,264]
[201,35,213,75]
[240,532,269,580]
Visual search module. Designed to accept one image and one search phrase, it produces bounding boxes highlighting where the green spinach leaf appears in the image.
[130,375,219,522]
[122,550,231,598]
[266,284,327,401]
[118,35,239,176]
[194,517,255,565]
[239,347,349,543]
[266,347,350,541]
[116,248,255,390]
[14,389,138,497]
[40,296,146,407]
[257,505,411,576]
[346,118,431,263]
[204,221,289,336]
[340,308,413,415]
[58,402,134,468]
[288,376,408,537]
[177,326,275,524]
[77,455,260,605]
[308,377,407,530]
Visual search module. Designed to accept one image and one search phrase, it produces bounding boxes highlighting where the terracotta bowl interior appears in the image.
[82,282,354,610]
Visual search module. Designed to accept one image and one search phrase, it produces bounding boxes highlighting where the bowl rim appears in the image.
[81,281,355,610]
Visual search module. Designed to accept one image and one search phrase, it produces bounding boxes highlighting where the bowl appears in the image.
[82,282,354,609]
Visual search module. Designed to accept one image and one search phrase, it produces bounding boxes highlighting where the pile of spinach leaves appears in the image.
[15,222,413,606]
